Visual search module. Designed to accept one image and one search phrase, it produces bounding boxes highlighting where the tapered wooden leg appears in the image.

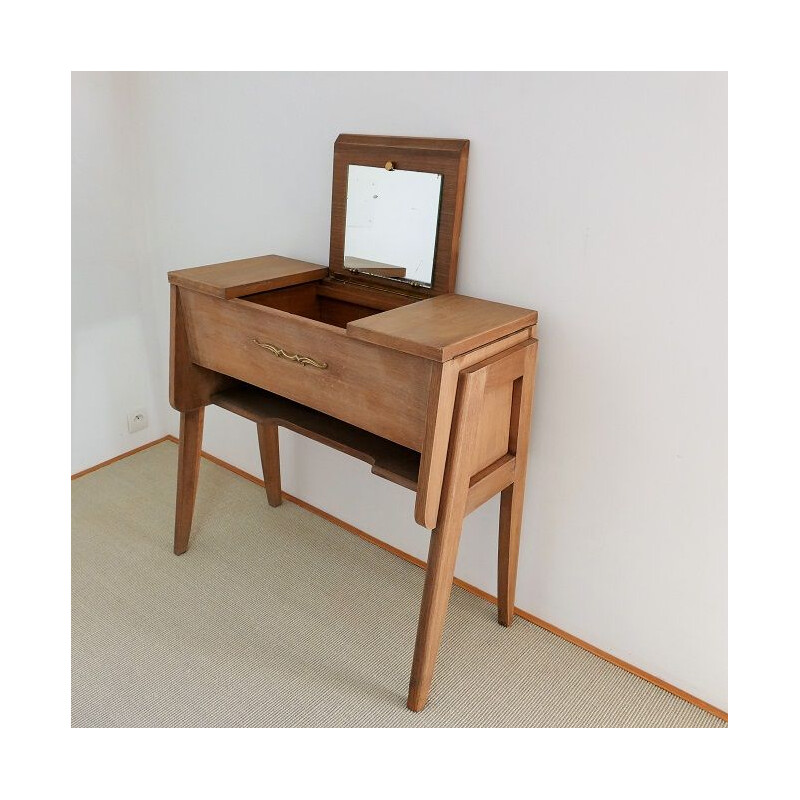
[407,517,465,711]
[498,480,525,626]
[173,407,204,555]
[407,369,486,712]
[497,342,538,626]
[257,422,282,507]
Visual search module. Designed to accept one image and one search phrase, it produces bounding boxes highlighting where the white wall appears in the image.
[72,73,167,472]
[75,72,727,710]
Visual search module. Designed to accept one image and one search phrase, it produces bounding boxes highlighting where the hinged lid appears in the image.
[329,134,469,298]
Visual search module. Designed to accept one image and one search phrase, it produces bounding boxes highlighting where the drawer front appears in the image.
[180,289,432,451]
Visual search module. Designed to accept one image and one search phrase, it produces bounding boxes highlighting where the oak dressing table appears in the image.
[168,134,539,711]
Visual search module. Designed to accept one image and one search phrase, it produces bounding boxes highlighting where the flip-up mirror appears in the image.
[344,165,442,286]
[330,135,469,296]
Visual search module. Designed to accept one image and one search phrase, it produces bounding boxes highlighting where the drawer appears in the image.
[179,288,433,451]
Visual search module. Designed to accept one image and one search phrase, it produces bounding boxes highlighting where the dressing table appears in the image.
[168,134,539,712]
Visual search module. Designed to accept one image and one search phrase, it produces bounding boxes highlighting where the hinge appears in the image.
[326,273,427,300]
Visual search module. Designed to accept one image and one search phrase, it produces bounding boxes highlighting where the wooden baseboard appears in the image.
[75,433,728,723]
[71,436,174,480]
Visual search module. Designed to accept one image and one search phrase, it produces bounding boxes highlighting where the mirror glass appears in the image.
[344,165,442,286]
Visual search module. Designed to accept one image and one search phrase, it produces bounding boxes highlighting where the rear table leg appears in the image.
[497,341,538,626]
[257,422,282,507]
[498,480,525,626]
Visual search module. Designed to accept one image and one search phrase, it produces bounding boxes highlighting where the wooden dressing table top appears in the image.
[347,292,537,361]
[168,254,328,299]
[169,254,537,362]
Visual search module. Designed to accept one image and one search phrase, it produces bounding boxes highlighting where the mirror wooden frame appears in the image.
[329,134,470,297]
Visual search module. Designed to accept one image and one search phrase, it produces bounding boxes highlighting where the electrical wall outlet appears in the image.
[127,408,148,434]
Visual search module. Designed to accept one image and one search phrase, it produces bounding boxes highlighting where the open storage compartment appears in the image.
[240,278,422,330]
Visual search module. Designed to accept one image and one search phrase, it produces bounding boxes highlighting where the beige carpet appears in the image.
[72,441,725,728]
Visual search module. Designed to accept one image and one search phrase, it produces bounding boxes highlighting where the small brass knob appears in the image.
[385,161,395,171]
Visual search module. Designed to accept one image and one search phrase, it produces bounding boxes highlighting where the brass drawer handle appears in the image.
[252,339,328,370]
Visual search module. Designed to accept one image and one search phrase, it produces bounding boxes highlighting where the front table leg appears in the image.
[407,369,486,711]
[407,516,466,712]
[173,407,205,555]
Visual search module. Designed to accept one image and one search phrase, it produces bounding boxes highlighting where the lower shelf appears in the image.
[211,383,421,491]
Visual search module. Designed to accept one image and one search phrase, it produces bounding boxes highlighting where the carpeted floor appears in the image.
[71,441,726,728]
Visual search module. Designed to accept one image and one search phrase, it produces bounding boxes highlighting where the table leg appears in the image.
[173,407,204,555]
[407,369,486,711]
[498,481,524,626]
[257,422,283,507]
